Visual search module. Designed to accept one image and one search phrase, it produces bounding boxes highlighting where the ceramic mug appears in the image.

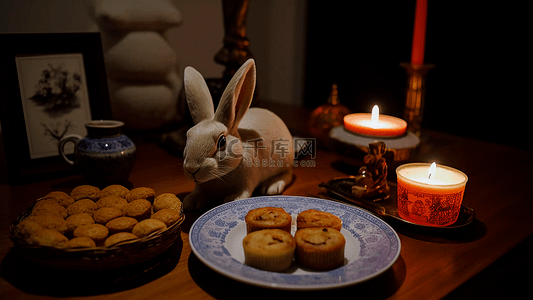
[58,120,137,187]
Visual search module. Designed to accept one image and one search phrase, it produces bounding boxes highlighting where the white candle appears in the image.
[396,162,468,227]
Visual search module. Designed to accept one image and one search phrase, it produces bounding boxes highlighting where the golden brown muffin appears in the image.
[26,228,68,248]
[71,185,100,201]
[132,219,167,238]
[104,232,139,247]
[27,215,68,235]
[73,224,109,245]
[151,208,181,227]
[242,229,295,272]
[153,193,182,212]
[66,199,98,216]
[65,213,95,234]
[245,207,292,234]
[42,191,75,208]
[16,219,43,239]
[105,216,138,234]
[294,227,345,271]
[125,187,155,203]
[32,200,68,219]
[97,184,129,199]
[96,195,128,210]
[296,209,342,231]
[122,199,152,221]
[65,237,96,248]
[93,207,124,224]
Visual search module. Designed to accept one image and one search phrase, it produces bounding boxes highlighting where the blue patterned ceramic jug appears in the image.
[58,120,136,187]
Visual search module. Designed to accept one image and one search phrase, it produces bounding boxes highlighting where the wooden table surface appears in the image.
[1,128,532,299]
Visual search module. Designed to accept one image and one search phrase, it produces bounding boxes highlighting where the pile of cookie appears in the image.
[14,184,183,249]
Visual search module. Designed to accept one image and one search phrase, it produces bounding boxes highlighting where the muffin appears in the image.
[296,209,342,231]
[294,227,345,271]
[71,185,100,201]
[26,228,68,248]
[93,207,124,224]
[242,229,296,272]
[151,208,181,227]
[125,187,155,203]
[32,200,68,219]
[153,193,182,212]
[122,199,152,221]
[96,195,128,210]
[132,219,167,238]
[105,216,138,234]
[97,184,129,199]
[66,199,98,216]
[73,224,109,245]
[104,232,139,247]
[16,219,43,239]
[42,191,75,208]
[65,237,96,248]
[245,207,292,234]
[65,213,95,234]
[27,215,68,235]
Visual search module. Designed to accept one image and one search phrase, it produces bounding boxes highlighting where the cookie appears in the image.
[65,213,95,234]
[125,187,155,203]
[71,185,100,201]
[122,199,152,221]
[26,228,68,248]
[153,193,182,212]
[27,215,68,235]
[151,208,181,227]
[105,216,138,234]
[132,219,167,238]
[41,191,75,208]
[32,200,68,219]
[66,199,98,216]
[65,237,96,248]
[104,232,139,247]
[93,207,124,224]
[96,195,128,210]
[16,219,43,239]
[73,224,109,245]
[97,184,129,199]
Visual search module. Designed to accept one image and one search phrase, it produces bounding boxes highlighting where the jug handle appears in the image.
[58,134,83,166]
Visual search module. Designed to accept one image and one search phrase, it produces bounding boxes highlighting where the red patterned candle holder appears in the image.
[396,162,468,227]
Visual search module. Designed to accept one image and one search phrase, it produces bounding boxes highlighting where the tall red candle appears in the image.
[411,0,428,65]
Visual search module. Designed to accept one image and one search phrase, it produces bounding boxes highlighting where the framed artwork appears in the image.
[0,33,112,184]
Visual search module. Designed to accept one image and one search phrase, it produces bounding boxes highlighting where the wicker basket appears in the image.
[9,200,185,271]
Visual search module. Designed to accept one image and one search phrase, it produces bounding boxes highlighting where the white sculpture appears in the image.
[85,0,187,151]
[182,59,293,211]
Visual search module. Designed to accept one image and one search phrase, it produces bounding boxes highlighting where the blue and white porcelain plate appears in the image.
[189,196,401,290]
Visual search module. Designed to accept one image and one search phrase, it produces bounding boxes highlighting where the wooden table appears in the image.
[1,128,532,299]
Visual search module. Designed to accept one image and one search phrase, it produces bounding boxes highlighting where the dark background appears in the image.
[304,1,529,150]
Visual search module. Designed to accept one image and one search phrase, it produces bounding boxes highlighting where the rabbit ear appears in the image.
[214,59,256,131]
[184,66,215,124]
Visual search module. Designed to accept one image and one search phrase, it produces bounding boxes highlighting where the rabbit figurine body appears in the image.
[182,59,293,211]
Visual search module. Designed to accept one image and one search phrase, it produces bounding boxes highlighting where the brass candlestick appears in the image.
[400,63,435,136]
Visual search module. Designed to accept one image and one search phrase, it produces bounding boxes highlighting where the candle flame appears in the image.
[371,105,379,124]
[428,162,437,180]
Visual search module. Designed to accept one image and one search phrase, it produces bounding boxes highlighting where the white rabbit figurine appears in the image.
[182,59,294,211]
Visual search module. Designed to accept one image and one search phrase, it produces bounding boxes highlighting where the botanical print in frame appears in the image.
[15,54,92,159]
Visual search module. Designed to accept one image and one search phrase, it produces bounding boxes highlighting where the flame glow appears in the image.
[428,162,437,180]
[371,105,379,125]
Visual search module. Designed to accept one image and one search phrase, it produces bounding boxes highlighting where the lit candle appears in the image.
[411,0,428,65]
[343,105,407,137]
[396,162,468,227]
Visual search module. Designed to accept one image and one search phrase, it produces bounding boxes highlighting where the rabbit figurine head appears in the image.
[182,59,294,211]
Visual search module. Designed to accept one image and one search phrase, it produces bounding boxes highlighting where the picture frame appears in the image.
[0,33,112,184]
